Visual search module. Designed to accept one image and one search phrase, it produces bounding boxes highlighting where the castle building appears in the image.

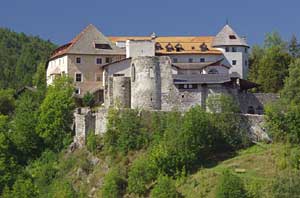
[47,24,277,114]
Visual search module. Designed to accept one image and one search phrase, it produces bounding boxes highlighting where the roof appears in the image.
[108,36,222,55]
[50,24,125,60]
[173,74,232,84]
[172,59,229,70]
[212,25,249,47]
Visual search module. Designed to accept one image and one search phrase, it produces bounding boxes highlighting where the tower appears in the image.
[212,25,249,79]
[130,56,161,110]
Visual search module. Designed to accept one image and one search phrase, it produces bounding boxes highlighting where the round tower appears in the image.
[131,56,161,110]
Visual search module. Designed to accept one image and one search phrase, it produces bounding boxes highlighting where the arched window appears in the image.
[166,43,174,52]
[208,69,219,74]
[247,106,255,114]
[155,42,163,50]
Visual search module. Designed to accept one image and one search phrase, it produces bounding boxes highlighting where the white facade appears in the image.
[126,40,155,58]
[47,55,68,85]
[217,46,249,78]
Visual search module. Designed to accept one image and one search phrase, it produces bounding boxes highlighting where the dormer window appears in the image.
[200,43,209,52]
[155,42,163,50]
[166,43,174,52]
[229,35,237,39]
[94,43,112,49]
[208,69,219,74]
[175,43,184,52]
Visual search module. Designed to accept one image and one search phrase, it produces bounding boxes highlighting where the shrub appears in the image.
[82,92,95,108]
[2,177,39,198]
[271,171,300,198]
[150,175,178,198]
[48,180,77,198]
[128,155,158,195]
[104,108,147,154]
[86,132,102,154]
[101,167,126,198]
[215,169,247,198]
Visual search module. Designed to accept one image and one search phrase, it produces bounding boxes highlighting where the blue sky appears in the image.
[1,0,299,46]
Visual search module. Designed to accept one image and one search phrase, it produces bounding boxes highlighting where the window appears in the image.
[208,69,219,74]
[113,73,125,77]
[225,47,230,52]
[232,60,237,65]
[200,58,205,63]
[96,58,102,64]
[245,60,248,66]
[232,47,237,52]
[175,43,183,52]
[200,43,208,51]
[105,57,111,63]
[188,58,193,63]
[245,48,248,53]
[76,57,81,64]
[173,58,178,63]
[95,73,102,81]
[94,43,111,49]
[75,73,82,82]
[75,88,80,95]
[155,42,163,50]
[131,64,136,82]
[166,43,174,52]
[179,84,197,89]
[229,35,237,39]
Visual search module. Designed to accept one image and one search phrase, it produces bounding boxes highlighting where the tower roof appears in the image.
[212,25,249,47]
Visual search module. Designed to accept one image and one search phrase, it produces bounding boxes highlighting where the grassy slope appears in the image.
[177,143,283,198]
[53,144,285,197]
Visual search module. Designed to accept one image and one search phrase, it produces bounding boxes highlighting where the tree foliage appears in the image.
[150,175,178,198]
[0,28,55,89]
[36,76,75,151]
[216,169,247,198]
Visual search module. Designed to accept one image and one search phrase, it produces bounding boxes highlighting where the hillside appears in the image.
[0,28,56,89]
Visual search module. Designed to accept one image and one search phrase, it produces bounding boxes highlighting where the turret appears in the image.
[212,25,249,79]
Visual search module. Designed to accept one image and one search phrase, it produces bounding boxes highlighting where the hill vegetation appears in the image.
[0,29,300,197]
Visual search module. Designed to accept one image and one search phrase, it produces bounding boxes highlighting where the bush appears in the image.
[48,180,77,198]
[86,132,102,154]
[101,167,126,198]
[150,175,178,198]
[2,177,39,198]
[216,169,247,198]
[128,155,158,195]
[104,108,147,154]
[271,171,300,198]
[82,92,95,108]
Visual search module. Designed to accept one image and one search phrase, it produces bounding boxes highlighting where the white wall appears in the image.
[126,40,155,58]
[46,55,68,85]
[216,46,248,79]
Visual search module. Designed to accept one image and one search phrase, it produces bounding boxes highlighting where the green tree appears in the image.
[0,89,15,115]
[264,32,287,50]
[281,58,300,105]
[256,46,291,92]
[2,177,39,198]
[36,76,75,151]
[216,169,247,198]
[101,167,126,198]
[0,115,20,193]
[289,34,300,58]
[150,175,178,198]
[11,92,43,164]
[248,45,265,83]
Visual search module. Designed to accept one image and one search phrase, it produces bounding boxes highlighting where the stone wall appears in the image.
[73,107,271,147]
[237,92,279,114]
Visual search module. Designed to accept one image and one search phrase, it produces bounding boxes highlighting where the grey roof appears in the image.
[212,25,249,47]
[68,24,125,55]
[172,59,229,70]
[173,74,232,84]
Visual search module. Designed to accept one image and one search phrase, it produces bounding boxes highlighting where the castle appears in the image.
[47,24,278,114]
